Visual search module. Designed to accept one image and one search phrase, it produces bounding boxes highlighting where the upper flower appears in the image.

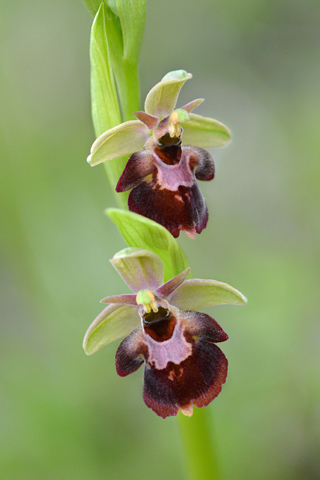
[87,70,231,238]
[83,247,247,418]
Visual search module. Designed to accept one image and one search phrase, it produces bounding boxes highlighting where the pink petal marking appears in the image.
[145,321,192,370]
[181,98,204,113]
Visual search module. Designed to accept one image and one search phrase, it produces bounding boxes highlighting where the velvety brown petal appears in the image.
[115,327,146,376]
[182,145,215,181]
[121,143,212,237]
[116,150,155,192]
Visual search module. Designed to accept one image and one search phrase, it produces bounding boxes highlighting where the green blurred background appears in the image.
[1,0,320,479]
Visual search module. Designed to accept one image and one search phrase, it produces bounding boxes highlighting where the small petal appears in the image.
[181,98,204,112]
[134,111,159,130]
[83,304,140,355]
[144,70,192,119]
[115,327,146,376]
[169,279,247,310]
[110,247,164,292]
[116,150,155,192]
[156,268,191,299]
[87,120,149,166]
[100,294,137,305]
[181,113,231,148]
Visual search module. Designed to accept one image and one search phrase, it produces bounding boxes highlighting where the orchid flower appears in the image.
[87,70,231,238]
[83,247,246,418]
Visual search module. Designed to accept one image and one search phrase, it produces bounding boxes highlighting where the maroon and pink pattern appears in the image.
[116,139,215,238]
[115,307,228,418]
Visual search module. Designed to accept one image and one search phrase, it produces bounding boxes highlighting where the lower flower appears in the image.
[116,305,228,419]
[83,248,247,418]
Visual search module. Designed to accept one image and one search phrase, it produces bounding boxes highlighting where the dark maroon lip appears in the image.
[115,139,215,238]
[115,309,228,418]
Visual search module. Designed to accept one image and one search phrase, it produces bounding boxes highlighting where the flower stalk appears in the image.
[82,2,246,480]
[178,408,220,480]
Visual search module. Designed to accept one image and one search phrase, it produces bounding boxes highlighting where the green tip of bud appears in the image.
[162,70,192,82]
[172,108,190,124]
[136,289,154,305]
[136,289,159,313]
[169,109,190,138]
[105,0,118,16]
[112,247,140,259]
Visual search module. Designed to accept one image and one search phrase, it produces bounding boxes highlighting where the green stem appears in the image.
[104,60,139,209]
[116,59,140,121]
[178,408,221,480]
[103,59,139,209]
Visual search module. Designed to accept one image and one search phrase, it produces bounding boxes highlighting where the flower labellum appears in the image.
[83,248,247,418]
[87,70,231,238]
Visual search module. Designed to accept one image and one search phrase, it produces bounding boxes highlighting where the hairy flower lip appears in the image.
[116,308,229,418]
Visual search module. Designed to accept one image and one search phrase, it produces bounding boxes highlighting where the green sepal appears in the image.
[181,113,231,148]
[106,209,190,282]
[144,70,192,119]
[110,247,164,291]
[83,303,140,354]
[169,279,247,310]
[87,120,149,166]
